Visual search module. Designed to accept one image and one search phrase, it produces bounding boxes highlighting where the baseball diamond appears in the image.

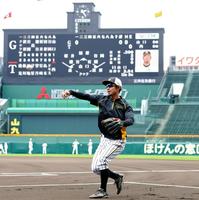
[0,156,199,200]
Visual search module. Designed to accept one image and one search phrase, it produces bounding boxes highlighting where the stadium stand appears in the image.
[162,104,199,135]
[145,70,199,142]
[146,104,169,119]
[0,99,8,133]
[186,73,199,97]
[157,71,188,98]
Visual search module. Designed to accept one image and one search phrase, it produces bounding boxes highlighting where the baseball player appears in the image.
[72,139,80,155]
[62,77,134,198]
[87,139,93,155]
[28,138,33,154]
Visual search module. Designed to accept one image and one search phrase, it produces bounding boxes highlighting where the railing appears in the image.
[149,96,199,104]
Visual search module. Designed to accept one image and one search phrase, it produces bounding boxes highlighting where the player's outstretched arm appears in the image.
[62,90,100,105]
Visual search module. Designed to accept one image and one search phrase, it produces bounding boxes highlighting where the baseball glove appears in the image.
[101,118,124,134]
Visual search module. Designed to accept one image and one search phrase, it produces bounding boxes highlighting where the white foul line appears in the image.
[0,182,99,188]
[119,169,199,173]
[0,169,199,177]
[0,172,58,177]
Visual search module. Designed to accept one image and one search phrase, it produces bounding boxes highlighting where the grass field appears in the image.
[1,154,199,160]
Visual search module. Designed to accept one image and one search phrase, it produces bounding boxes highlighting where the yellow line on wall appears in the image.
[0,134,199,138]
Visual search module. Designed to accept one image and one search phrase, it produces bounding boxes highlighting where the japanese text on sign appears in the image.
[144,143,199,155]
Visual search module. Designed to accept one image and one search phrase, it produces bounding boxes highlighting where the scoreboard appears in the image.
[4,31,164,84]
[3,3,164,84]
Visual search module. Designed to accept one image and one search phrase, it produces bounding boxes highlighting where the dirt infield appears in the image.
[0,156,199,200]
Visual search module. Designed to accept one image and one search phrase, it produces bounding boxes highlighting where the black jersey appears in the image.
[69,90,134,140]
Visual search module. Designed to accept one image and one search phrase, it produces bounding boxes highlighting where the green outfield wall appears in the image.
[0,135,199,155]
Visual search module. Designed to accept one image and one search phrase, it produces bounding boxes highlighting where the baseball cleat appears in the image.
[89,188,109,198]
[115,175,123,195]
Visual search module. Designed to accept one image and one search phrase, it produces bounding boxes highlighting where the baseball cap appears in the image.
[102,77,122,88]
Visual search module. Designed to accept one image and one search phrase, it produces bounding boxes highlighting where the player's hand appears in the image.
[62,90,71,99]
